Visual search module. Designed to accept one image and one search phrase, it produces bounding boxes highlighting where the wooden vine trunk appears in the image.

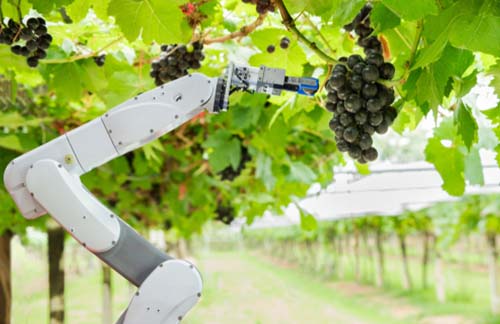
[102,265,113,324]
[0,231,13,324]
[48,226,65,324]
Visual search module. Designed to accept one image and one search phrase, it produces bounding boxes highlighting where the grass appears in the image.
[10,237,500,324]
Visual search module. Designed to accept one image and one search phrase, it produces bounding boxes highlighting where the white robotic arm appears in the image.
[3,63,318,324]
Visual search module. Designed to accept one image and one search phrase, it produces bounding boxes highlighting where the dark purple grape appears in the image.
[363,147,378,161]
[345,94,362,113]
[369,112,383,126]
[267,45,275,53]
[359,133,373,150]
[362,64,380,82]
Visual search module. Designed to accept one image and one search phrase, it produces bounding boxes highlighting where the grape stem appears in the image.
[16,0,22,23]
[302,13,336,55]
[203,13,267,44]
[273,0,337,64]
[0,0,4,26]
[42,36,124,64]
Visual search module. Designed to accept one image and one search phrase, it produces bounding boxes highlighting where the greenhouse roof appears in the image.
[248,159,500,228]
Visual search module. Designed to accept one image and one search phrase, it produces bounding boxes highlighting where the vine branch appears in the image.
[42,36,124,64]
[203,13,267,44]
[273,0,337,64]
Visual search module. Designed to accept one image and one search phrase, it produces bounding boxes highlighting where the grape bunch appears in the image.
[0,17,52,68]
[215,204,235,225]
[150,42,204,86]
[219,146,252,181]
[326,4,397,163]
[241,0,275,14]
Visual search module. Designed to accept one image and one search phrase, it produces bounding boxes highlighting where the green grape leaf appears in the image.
[287,162,316,183]
[329,0,365,25]
[380,0,438,21]
[28,0,74,14]
[412,32,448,70]
[425,138,465,196]
[464,147,484,186]
[487,62,500,95]
[449,15,500,57]
[299,208,318,232]
[203,130,241,173]
[108,0,191,44]
[454,103,478,150]
[256,153,276,190]
[0,112,50,128]
[0,134,38,153]
[66,0,110,22]
[370,3,401,32]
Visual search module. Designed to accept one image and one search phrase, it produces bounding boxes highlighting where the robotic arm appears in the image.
[3,63,318,324]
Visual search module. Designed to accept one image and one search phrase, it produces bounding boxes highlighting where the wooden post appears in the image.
[0,231,13,324]
[398,233,412,290]
[374,229,384,287]
[422,231,430,289]
[102,265,113,324]
[487,233,500,314]
[48,225,65,324]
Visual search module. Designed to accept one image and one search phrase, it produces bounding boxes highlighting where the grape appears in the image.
[354,111,367,125]
[363,124,375,135]
[376,121,389,134]
[366,52,384,67]
[347,54,363,69]
[26,56,38,67]
[267,45,275,53]
[349,75,363,91]
[280,37,290,49]
[362,64,380,82]
[343,127,359,143]
[369,112,383,126]
[215,204,235,225]
[326,102,336,113]
[359,133,373,150]
[345,94,362,113]
[366,97,383,112]
[380,62,395,80]
[11,45,22,55]
[337,140,350,152]
[352,62,366,75]
[336,101,346,114]
[94,54,106,67]
[26,40,37,52]
[348,145,362,159]
[339,113,353,127]
[218,145,251,181]
[26,18,39,29]
[327,91,338,104]
[329,73,346,89]
[362,83,378,98]
[363,147,378,161]
[150,41,204,85]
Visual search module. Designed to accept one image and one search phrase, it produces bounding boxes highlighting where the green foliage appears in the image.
[0,0,499,238]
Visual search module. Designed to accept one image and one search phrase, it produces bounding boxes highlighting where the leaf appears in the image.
[381,0,438,21]
[203,130,241,173]
[464,147,484,186]
[449,14,500,57]
[299,208,318,232]
[66,0,110,22]
[355,162,370,175]
[425,138,465,196]
[256,153,276,191]
[28,0,74,14]
[287,162,316,183]
[0,134,38,153]
[487,62,500,95]
[412,32,448,70]
[454,102,478,150]
[0,112,50,128]
[370,3,401,32]
[108,0,191,44]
